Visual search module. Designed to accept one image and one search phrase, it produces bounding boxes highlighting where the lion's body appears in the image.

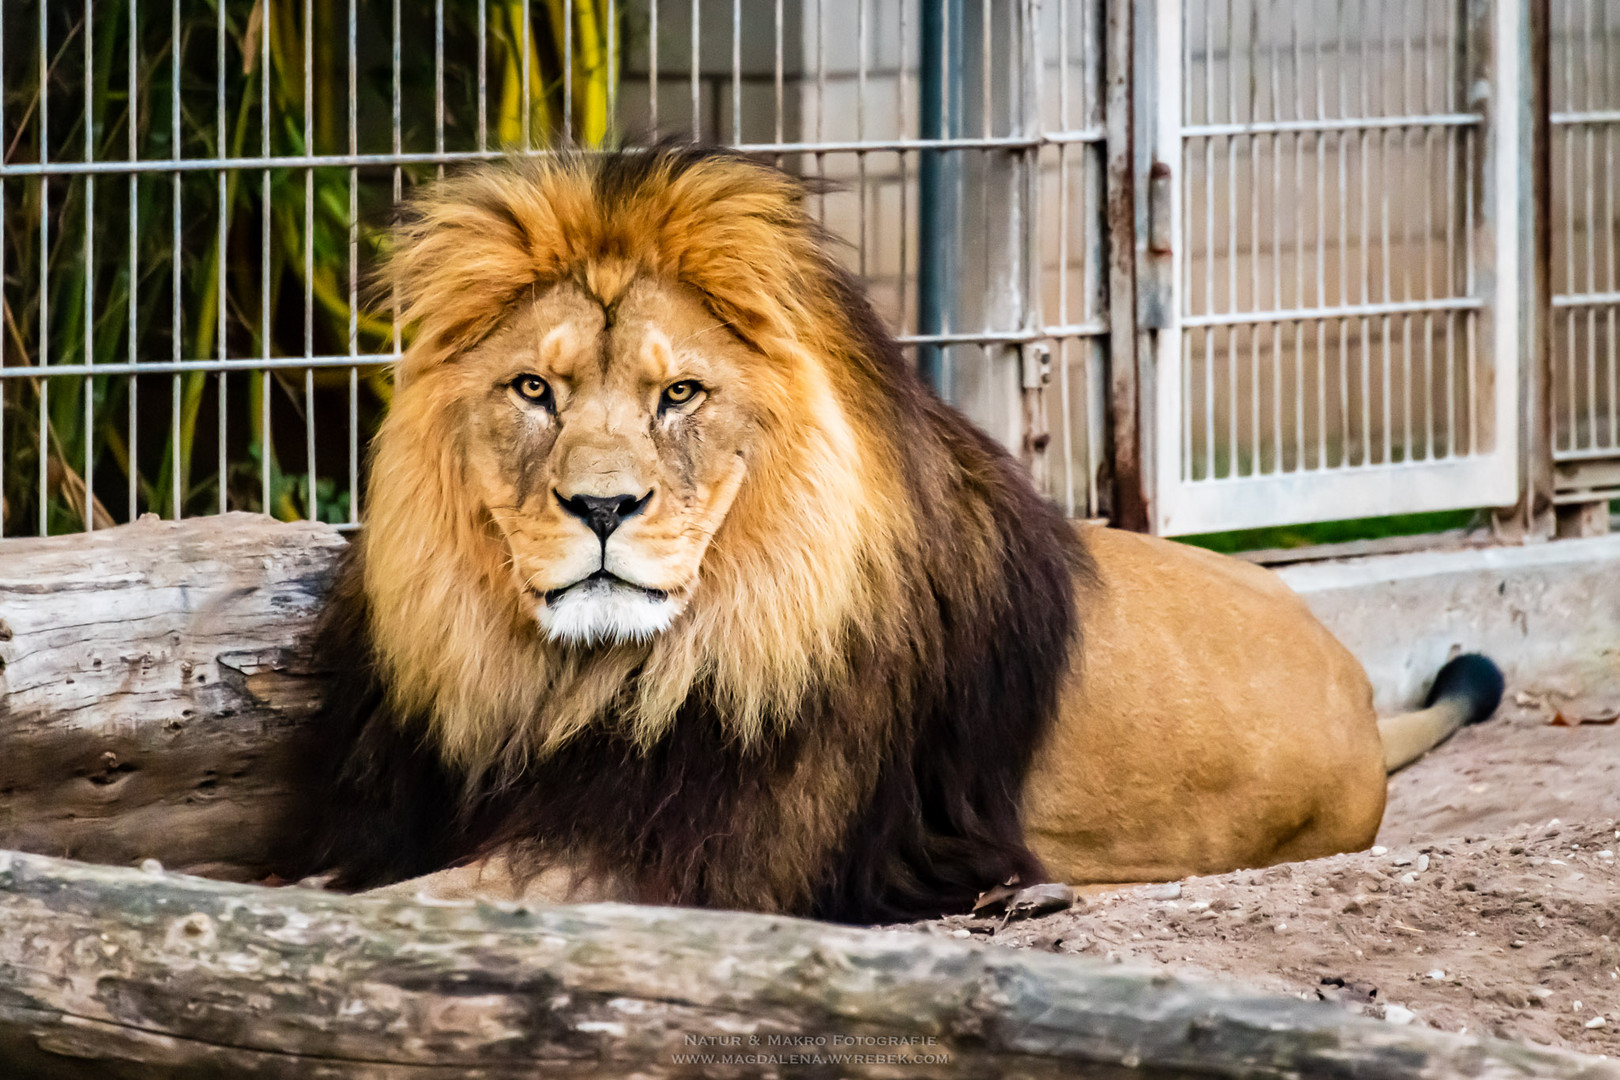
[296,146,1493,922]
[1024,526,1388,883]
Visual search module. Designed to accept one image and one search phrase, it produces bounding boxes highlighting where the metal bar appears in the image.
[691,0,700,139]
[478,0,488,150]
[1180,114,1485,139]
[215,0,227,515]
[1,2,7,537]
[1380,0,1393,468]
[917,0,965,391]
[1226,0,1237,478]
[564,0,573,143]
[129,0,140,522]
[1583,0,1598,452]
[1058,0,1075,514]
[1556,292,1620,308]
[85,0,97,527]
[0,324,1120,383]
[1607,0,1619,450]
[1182,298,1489,329]
[40,0,52,534]
[436,0,446,167]
[1204,0,1215,478]
[350,0,361,522]
[305,0,317,521]
[774,0,784,147]
[522,0,532,148]
[1104,0,1144,526]
[169,0,181,520]
[731,0,741,144]
[856,0,867,277]
[263,0,275,516]
[0,132,1110,178]
[1551,109,1620,125]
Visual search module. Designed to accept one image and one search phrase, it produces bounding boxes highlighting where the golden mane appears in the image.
[363,149,913,773]
[308,146,1089,919]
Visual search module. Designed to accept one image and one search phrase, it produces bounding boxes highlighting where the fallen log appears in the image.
[0,848,1612,1080]
[0,513,343,879]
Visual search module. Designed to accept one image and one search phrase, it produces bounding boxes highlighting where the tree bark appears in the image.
[0,848,1611,1080]
[0,513,343,880]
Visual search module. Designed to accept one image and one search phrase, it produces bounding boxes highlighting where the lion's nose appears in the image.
[556,490,652,542]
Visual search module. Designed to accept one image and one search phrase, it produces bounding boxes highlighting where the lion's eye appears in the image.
[660,380,703,411]
[511,374,553,406]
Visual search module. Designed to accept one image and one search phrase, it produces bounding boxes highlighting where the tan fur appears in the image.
[1022,526,1389,882]
[1377,702,1472,772]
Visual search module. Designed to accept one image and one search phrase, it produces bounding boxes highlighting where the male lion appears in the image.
[294,145,1502,922]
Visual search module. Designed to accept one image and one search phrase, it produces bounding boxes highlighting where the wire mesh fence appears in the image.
[0,0,1109,538]
[0,1,1614,543]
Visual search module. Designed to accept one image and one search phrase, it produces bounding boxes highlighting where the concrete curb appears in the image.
[1277,536,1620,714]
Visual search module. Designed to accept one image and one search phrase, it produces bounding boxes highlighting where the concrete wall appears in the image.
[1279,536,1620,714]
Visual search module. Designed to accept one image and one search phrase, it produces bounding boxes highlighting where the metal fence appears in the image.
[0,1,1613,544]
[1552,0,1620,508]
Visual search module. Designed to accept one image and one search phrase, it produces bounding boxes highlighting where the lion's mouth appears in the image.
[541,569,669,605]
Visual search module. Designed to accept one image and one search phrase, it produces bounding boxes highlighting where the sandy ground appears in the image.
[909,696,1620,1056]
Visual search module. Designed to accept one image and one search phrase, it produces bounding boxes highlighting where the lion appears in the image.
[292,145,1503,922]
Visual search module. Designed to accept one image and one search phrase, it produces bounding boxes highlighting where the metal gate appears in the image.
[1138,0,1524,535]
[1552,0,1620,511]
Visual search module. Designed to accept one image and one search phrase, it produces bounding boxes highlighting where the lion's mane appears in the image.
[298,145,1093,922]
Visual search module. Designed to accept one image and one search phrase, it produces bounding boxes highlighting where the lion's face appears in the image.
[446,277,756,646]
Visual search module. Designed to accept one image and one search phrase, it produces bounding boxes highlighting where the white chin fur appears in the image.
[537,579,679,646]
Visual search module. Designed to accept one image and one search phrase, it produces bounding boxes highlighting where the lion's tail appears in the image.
[1377,654,1505,773]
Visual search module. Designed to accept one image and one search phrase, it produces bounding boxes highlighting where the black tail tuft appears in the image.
[1423,653,1505,726]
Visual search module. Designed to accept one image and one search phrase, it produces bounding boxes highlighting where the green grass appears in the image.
[1176,509,1486,555]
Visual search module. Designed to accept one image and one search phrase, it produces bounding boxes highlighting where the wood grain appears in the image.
[0,513,344,880]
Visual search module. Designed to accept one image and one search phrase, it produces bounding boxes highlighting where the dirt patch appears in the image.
[908,698,1620,1056]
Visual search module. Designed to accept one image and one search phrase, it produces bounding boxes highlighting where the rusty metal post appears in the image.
[1104,0,1150,530]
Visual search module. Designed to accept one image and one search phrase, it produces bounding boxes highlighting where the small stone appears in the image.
[950,928,971,939]
[1587,1017,1608,1030]
[1382,1004,1416,1026]
[1399,872,1418,885]
[1141,883,1181,901]
[138,859,164,875]
[1599,850,1615,860]
[1392,856,1414,867]
[1188,900,1211,912]
[1370,846,1388,856]
[1426,969,1446,980]
[1511,940,1527,949]
[1415,854,1430,873]
[1274,921,1288,933]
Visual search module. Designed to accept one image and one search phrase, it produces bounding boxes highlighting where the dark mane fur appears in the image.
[288,145,1093,923]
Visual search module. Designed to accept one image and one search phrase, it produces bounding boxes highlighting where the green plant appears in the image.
[1,0,618,536]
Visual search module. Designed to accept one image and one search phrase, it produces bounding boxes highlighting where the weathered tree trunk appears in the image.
[0,848,1611,1080]
[0,513,343,880]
